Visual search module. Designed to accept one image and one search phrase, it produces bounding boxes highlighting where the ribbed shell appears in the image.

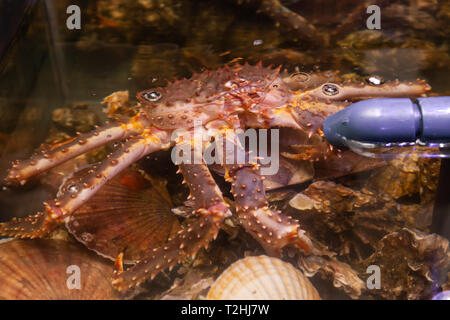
[65,169,180,264]
[0,239,118,300]
[207,255,321,300]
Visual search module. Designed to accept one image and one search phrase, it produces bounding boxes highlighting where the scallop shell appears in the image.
[64,168,180,264]
[207,255,321,300]
[0,239,119,300]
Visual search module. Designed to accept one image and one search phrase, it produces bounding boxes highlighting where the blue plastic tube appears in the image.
[324,96,450,149]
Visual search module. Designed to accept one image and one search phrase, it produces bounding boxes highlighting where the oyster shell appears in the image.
[297,254,365,299]
[367,149,440,202]
[207,255,321,300]
[0,239,118,300]
[361,228,450,300]
[289,181,404,261]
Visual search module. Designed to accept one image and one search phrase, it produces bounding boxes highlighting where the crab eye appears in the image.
[322,84,339,96]
[142,91,162,102]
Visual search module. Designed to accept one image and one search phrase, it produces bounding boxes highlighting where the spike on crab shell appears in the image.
[207,255,321,300]
[114,252,124,274]
[0,239,118,300]
[64,168,180,264]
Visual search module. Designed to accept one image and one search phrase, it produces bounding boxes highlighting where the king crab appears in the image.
[0,62,430,292]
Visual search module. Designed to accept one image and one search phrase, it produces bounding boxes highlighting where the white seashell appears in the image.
[207,255,321,300]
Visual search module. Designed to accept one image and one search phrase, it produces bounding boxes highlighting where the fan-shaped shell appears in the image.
[207,255,321,300]
[64,168,180,264]
[0,239,119,300]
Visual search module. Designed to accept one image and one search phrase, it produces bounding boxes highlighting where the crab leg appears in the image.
[112,140,230,292]
[218,130,312,256]
[234,0,325,46]
[5,117,147,186]
[0,130,170,239]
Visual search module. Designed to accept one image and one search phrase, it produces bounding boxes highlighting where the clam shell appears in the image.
[0,239,119,300]
[207,255,321,300]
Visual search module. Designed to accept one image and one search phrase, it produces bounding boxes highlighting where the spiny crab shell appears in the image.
[0,62,431,293]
